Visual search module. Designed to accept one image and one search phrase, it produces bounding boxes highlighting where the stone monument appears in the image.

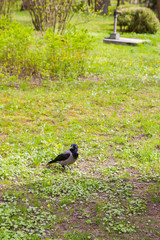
[109,9,121,40]
[103,8,150,46]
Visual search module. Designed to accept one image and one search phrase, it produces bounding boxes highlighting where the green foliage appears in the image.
[0,0,18,19]
[64,231,91,239]
[0,20,92,81]
[118,6,160,34]
[44,28,92,79]
[0,20,33,71]
[72,0,87,12]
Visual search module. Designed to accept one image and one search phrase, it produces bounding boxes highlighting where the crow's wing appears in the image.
[47,152,70,165]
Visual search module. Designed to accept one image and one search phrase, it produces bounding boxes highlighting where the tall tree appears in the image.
[146,0,160,21]
[156,0,160,20]
[95,0,110,14]
[22,0,29,9]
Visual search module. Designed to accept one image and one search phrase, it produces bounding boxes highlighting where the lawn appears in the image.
[0,10,160,240]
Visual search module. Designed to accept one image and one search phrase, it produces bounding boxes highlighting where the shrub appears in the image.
[117,6,160,34]
[25,0,75,33]
[0,19,34,75]
[0,18,92,81]
[0,0,18,18]
[43,28,92,79]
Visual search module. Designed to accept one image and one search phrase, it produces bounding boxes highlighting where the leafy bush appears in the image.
[117,7,160,34]
[0,0,18,18]
[25,0,75,33]
[44,28,92,80]
[0,19,92,81]
[0,19,33,72]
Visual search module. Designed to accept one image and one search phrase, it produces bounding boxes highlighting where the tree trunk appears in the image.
[22,0,29,10]
[157,0,160,21]
[95,0,110,14]
[88,0,92,6]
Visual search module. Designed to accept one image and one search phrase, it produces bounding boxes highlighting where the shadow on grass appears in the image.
[0,173,160,239]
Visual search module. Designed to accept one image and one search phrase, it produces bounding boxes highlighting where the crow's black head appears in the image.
[70,143,78,150]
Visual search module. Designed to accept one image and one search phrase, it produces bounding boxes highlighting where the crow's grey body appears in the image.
[47,143,79,170]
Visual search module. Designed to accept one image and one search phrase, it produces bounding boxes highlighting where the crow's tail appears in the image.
[46,159,55,166]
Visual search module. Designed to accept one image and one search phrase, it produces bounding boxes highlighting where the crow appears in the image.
[47,143,79,170]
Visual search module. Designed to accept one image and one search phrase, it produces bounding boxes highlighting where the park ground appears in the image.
[0,10,160,240]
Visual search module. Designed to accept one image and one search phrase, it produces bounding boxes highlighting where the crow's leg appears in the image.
[67,165,71,171]
[62,165,65,171]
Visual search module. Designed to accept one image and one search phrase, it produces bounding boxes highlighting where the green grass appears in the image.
[12,10,32,27]
[0,10,160,240]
